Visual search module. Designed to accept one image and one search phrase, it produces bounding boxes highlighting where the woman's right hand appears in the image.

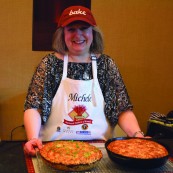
[24,138,43,156]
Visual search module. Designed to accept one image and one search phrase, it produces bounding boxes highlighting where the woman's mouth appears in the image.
[73,40,85,44]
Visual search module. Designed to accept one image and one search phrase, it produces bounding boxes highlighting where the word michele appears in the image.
[68,93,92,102]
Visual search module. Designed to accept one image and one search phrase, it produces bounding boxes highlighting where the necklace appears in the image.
[83,71,89,80]
[83,63,91,80]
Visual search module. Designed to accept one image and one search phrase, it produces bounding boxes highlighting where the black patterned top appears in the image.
[24,53,133,127]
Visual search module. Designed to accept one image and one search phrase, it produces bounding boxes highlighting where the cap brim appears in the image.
[60,17,96,27]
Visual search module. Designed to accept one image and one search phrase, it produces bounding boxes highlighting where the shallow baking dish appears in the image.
[105,137,170,169]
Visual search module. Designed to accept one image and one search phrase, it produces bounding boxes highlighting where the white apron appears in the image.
[39,54,113,141]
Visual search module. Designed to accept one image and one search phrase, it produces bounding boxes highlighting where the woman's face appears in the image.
[64,21,93,56]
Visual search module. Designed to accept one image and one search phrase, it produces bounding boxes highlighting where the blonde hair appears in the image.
[52,26,104,54]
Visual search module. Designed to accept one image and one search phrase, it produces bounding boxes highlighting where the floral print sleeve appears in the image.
[24,54,63,123]
[24,53,133,126]
[97,55,133,126]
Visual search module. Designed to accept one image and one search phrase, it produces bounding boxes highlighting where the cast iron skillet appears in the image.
[105,137,170,169]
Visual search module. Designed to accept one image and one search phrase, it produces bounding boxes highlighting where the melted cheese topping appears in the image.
[40,141,103,165]
[107,139,168,159]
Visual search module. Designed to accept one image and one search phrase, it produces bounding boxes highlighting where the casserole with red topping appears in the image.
[40,141,102,171]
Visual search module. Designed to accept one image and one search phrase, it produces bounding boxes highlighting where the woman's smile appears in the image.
[72,39,85,44]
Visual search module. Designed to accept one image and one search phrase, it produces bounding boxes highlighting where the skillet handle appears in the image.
[152,133,165,140]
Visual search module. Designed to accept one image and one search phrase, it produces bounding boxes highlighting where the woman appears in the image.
[24,6,144,156]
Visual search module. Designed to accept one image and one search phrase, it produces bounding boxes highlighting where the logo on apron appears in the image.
[63,105,93,126]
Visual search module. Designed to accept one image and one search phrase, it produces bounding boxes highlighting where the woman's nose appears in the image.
[74,29,82,35]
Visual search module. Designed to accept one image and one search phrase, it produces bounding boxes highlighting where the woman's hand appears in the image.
[24,138,43,156]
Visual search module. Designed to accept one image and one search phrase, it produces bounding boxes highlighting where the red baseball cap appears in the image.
[58,6,97,27]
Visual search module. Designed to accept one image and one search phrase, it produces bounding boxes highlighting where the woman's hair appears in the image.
[52,26,104,54]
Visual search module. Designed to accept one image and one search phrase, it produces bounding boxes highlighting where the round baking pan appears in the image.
[39,140,103,172]
[105,137,170,169]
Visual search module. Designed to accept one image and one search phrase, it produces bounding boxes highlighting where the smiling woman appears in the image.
[24,5,143,156]
[32,0,91,51]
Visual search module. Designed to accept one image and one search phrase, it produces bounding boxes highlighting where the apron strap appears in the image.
[91,54,98,106]
[91,54,97,80]
[62,54,98,106]
[63,54,97,80]
[62,54,68,79]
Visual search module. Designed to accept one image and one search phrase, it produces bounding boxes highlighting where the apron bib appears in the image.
[39,54,113,141]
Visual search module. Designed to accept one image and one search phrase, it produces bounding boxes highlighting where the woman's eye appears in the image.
[80,27,89,31]
[66,26,90,32]
[68,28,75,32]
